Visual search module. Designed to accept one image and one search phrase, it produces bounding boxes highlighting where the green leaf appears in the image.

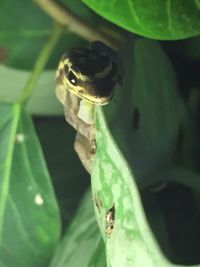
[0,0,88,70]
[104,38,182,188]
[90,38,189,266]
[34,117,90,226]
[50,190,107,267]
[92,106,173,267]
[92,106,200,267]
[83,0,200,40]
[0,65,62,115]
[0,102,60,267]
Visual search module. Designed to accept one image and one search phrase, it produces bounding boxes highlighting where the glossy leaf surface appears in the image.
[0,102,60,267]
[83,0,200,39]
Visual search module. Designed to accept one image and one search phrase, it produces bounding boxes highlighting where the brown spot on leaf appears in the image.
[105,205,115,236]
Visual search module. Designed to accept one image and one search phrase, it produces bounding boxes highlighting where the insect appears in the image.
[55,41,118,172]
[56,41,118,104]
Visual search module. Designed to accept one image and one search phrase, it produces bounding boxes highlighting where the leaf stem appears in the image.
[18,22,63,106]
[33,0,121,50]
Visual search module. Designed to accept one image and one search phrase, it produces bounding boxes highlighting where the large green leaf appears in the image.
[34,117,90,226]
[92,106,173,267]
[83,0,200,40]
[0,0,88,70]
[0,0,117,71]
[0,65,62,115]
[0,102,60,267]
[50,190,107,267]
[104,38,182,188]
[90,38,194,266]
[92,105,200,267]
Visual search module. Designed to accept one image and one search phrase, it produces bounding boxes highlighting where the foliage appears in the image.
[83,0,200,39]
[0,0,200,267]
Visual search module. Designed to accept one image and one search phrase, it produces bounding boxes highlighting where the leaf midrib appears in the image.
[0,103,21,243]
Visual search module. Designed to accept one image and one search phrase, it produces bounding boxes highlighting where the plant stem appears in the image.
[18,22,63,106]
[34,0,121,50]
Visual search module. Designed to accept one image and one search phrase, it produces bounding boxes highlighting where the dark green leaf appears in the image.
[104,38,182,188]
[90,38,187,266]
[0,0,88,70]
[83,0,200,40]
[34,117,90,227]
[50,190,106,267]
[167,36,200,60]
[0,102,60,267]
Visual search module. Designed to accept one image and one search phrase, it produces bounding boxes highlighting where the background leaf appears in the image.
[34,116,90,227]
[50,190,107,267]
[0,66,62,115]
[91,38,200,266]
[0,102,60,267]
[1,0,200,265]
[83,0,200,40]
[104,38,182,187]
[0,0,88,70]
[92,106,173,267]
[0,0,114,70]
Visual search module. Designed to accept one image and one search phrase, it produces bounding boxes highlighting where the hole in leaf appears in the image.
[105,205,115,236]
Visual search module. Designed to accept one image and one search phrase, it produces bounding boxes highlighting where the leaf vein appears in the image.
[127,0,145,30]
[194,0,200,9]
[166,0,174,34]
[0,104,21,243]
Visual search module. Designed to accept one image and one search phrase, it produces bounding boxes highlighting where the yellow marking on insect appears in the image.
[56,47,115,105]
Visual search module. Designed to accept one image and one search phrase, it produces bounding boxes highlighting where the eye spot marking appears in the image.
[132,107,140,130]
[68,71,78,85]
